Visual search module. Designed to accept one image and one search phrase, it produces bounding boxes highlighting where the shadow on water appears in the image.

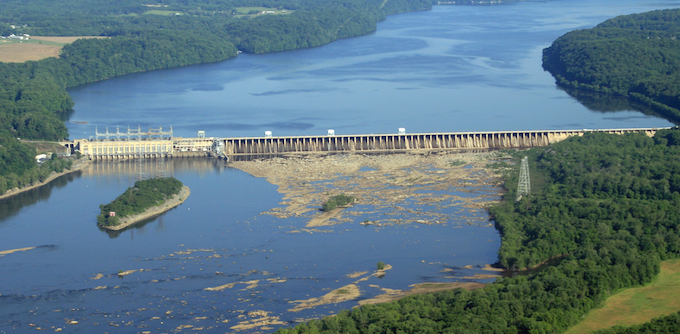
[57,109,75,122]
[98,210,173,239]
[0,171,82,222]
[560,86,678,124]
[501,256,567,278]
[87,156,229,178]
[440,257,566,281]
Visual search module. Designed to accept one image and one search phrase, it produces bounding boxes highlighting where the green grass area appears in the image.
[566,259,680,333]
[1,38,65,46]
[31,40,65,46]
[321,194,355,212]
[449,159,467,167]
[233,7,293,17]
[144,10,183,16]
[234,6,272,13]
[22,140,69,154]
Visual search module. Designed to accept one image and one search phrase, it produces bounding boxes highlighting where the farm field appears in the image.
[233,6,293,17]
[566,259,680,333]
[143,10,182,15]
[0,36,106,63]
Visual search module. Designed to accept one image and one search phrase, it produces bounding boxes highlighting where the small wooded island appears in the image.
[97,177,190,231]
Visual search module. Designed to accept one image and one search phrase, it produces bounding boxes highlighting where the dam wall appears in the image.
[221,128,661,156]
[73,128,665,159]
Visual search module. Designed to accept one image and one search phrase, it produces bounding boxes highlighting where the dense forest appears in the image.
[98,177,183,226]
[0,0,433,193]
[275,128,680,333]
[542,9,680,123]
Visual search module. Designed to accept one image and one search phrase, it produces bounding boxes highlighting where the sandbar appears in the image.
[230,310,287,331]
[288,284,362,312]
[0,246,36,257]
[359,282,487,306]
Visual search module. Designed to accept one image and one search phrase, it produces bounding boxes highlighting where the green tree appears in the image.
[376,261,385,270]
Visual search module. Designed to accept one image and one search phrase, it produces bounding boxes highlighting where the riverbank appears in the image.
[0,158,91,201]
[358,281,487,306]
[99,185,190,231]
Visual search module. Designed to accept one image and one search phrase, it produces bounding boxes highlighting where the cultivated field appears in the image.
[0,36,106,63]
[233,7,293,17]
[566,259,680,333]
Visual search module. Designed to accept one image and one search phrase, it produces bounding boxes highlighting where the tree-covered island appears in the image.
[542,8,680,123]
[98,177,190,230]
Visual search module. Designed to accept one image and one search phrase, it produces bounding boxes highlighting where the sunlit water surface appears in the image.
[2,0,680,332]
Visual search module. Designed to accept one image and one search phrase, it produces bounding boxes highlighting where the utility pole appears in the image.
[517,156,531,201]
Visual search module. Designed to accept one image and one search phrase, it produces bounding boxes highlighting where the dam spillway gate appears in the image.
[72,128,665,160]
[220,129,660,155]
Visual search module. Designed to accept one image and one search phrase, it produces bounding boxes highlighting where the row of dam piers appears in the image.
[71,128,664,160]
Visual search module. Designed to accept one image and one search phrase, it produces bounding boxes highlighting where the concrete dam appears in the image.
[72,128,665,160]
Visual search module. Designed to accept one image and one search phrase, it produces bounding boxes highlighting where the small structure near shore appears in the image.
[97,177,190,230]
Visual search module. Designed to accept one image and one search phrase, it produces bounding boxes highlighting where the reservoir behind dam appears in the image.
[1,0,679,332]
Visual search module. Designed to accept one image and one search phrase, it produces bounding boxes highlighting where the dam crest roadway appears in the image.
[70,127,668,160]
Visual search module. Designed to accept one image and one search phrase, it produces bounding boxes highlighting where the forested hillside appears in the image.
[0,133,73,194]
[276,129,680,333]
[0,0,432,142]
[0,0,432,186]
[542,9,680,123]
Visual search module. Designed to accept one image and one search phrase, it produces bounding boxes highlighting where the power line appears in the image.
[517,156,530,201]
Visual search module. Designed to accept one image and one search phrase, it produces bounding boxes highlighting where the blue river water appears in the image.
[2,0,680,333]
[65,0,676,139]
[0,158,502,333]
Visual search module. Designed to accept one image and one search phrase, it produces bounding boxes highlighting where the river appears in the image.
[2,0,679,333]
[65,0,676,139]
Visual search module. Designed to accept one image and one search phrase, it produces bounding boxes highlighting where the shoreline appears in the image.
[358,281,488,306]
[99,185,191,231]
[0,158,91,201]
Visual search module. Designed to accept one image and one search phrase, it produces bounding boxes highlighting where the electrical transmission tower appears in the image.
[136,152,146,181]
[516,156,531,201]
[155,156,167,179]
